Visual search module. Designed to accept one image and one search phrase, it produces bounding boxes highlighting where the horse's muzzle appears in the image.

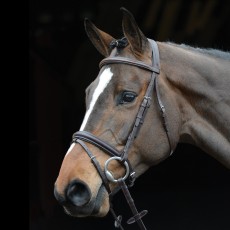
[54,180,107,217]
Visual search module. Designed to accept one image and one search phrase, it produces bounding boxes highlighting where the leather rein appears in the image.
[72,39,173,229]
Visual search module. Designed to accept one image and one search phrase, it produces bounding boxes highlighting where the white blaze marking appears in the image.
[65,68,113,156]
[66,143,75,155]
[80,67,113,131]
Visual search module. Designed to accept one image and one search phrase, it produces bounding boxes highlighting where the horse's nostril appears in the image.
[66,180,91,207]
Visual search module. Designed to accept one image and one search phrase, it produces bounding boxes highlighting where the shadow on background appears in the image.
[29,0,230,229]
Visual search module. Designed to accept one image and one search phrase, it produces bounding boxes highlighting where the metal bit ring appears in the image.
[104,156,130,183]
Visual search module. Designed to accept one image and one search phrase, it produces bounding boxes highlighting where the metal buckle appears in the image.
[128,171,136,187]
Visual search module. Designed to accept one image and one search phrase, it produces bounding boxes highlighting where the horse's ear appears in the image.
[84,18,114,57]
[121,7,149,56]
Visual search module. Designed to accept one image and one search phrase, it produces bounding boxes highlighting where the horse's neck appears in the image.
[158,42,230,168]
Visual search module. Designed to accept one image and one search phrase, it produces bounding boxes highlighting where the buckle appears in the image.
[128,171,136,187]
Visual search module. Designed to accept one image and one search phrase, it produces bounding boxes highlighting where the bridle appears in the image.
[71,39,173,229]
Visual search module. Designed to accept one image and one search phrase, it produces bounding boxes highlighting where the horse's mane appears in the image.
[167,42,230,61]
[110,38,230,61]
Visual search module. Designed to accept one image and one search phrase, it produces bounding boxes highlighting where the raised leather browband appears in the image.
[99,56,160,74]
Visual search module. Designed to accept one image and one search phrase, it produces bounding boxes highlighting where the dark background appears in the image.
[29,0,230,229]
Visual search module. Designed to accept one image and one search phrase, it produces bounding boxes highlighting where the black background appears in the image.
[29,0,230,229]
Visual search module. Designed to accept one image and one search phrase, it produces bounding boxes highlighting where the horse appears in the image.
[54,7,230,230]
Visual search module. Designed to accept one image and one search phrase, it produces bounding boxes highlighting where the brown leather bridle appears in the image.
[72,39,173,230]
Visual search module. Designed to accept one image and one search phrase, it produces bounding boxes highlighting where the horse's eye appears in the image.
[120,92,137,104]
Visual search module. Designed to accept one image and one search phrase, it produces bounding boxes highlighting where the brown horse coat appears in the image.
[54,8,230,219]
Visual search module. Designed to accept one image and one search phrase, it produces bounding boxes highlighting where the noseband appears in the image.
[72,39,173,230]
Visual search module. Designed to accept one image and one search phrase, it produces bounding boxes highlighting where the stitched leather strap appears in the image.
[73,131,121,157]
[100,57,159,74]
[76,139,111,194]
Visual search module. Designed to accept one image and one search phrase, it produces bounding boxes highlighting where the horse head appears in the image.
[54,8,180,218]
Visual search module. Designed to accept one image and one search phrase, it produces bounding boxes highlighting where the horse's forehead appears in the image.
[91,64,142,90]
[88,68,113,93]
[106,66,150,97]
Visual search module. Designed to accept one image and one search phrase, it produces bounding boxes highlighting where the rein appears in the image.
[72,39,173,229]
